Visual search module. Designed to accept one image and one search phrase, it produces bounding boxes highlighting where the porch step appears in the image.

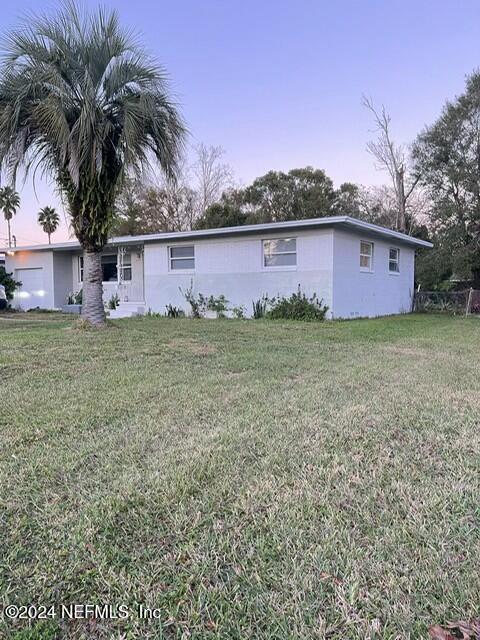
[108,302,146,319]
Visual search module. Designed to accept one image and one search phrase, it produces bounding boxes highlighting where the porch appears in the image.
[73,245,146,317]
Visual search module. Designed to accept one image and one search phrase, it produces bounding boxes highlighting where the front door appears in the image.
[116,247,144,302]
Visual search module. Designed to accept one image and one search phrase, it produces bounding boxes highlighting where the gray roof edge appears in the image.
[6,215,433,252]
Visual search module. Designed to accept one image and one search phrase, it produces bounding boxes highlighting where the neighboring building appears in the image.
[4,216,432,319]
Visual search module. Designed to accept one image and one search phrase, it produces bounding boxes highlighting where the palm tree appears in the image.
[0,2,185,325]
[0,186,20,248]
[38,206,60,244]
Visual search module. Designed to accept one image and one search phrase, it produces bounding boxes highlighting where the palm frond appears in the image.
[0,0,186,249]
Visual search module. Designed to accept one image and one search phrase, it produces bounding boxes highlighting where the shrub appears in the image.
[145,308,163,318]
[266,287,328,321]
[0,266,21,302]
[207,294,229,318]
[107,293,120,310]
[165,304,184,318]
[252,295,269,319]
[67,289,83,305]
[180,282,229,319]
[231,304,246,319]
[180,281,207,318]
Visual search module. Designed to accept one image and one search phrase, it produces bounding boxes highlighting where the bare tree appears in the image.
[192,144,233,216]
[362,96,420,233]
[355,184,429,234]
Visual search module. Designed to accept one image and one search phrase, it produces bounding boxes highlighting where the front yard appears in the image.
[0,313,479,639]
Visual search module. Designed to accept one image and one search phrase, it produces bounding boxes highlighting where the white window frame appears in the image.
[262,237,297,270]
[119,251,132,282]
[78,253,131,283]
[360,241,374,272]
[388,247,400,274]
[169,245,195,272]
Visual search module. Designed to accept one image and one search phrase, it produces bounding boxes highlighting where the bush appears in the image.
[180,281,207,318]
[180,281,230,319]
[165,304,184,318]
[252,296,269,319]
[0,266,21,302]
[207,294,229,318]
[266,287,328,321]
[67,289,82,305]
[231,304,246,319]
[107,293,120,310]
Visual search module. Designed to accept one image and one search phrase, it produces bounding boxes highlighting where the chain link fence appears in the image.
[413,288,480,315]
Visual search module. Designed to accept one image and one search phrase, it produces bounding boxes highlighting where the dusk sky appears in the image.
[1,0,480,246]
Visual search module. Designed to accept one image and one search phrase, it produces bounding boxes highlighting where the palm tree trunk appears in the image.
[81,249,105,326]
[48,233,51,245]
[7,219,11,248]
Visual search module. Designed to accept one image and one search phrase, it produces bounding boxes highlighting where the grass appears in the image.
[0,313,479,639]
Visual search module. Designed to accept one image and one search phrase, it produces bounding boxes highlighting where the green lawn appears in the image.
[0,313,479,639]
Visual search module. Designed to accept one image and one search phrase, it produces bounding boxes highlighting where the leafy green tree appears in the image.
[243,167,337,222]
[113,176,198,235]
[413,72,480,280]
[333,182,363,217]
[112,177,145,236]
[0,186,20,248]
[415,242,453,290]
[194,201,247,230]
[194,167,340,229]
[0,2,185,325]
[38,206,60,244]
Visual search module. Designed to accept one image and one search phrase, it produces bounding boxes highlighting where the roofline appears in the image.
[5,216,433,253]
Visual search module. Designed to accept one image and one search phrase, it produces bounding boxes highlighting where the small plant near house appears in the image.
[107,293,120,310]
[231,304,246,319]
[266,287,329,321]
[207,294,229,318]
[180,281,208,318]
[145,308,163,318]
[165,304,184,318]
[252,295,270,319]
[66,289,83,306]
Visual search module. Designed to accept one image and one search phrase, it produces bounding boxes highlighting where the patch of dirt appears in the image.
[0,364,26,380]
[167,338,217,356]
[383,345,431,357]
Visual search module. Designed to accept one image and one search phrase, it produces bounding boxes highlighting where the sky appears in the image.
[1,0,480,246]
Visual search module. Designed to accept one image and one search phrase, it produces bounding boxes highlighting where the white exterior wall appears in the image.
[53,252,73,307]
[144,229,335,317]
[5,226,419,318]
[331,229,415,318]
[6,250,55,310]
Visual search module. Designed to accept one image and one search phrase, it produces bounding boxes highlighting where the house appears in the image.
[4,216,432,319]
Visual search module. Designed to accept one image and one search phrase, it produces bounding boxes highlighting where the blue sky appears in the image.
[1,0,480,245]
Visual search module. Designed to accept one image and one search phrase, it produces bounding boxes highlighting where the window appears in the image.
[78,254,126,282]
[101,254,118,282]
[170,245,195,270]
[360,241,374,271]
[263,238,297,267]
[389,247,400,273]
[119,252,132,281]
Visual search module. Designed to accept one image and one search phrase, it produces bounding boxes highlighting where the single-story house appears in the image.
[5,216,432,319]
